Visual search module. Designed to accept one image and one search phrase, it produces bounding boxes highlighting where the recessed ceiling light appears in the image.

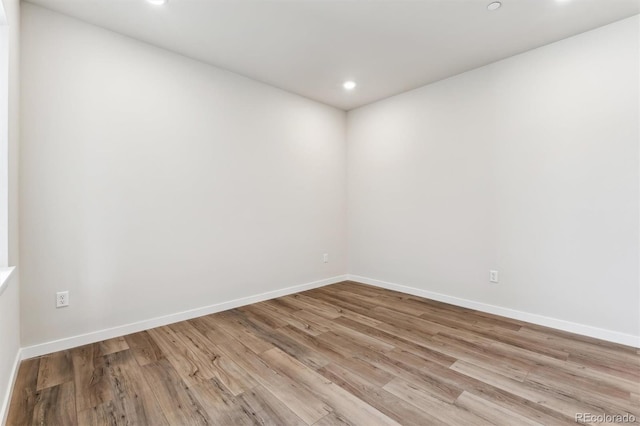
[487,2,501,11]
[147,0,168,5]
[343,81,357,90]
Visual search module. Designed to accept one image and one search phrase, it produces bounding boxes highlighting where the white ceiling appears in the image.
[27,0,640,110]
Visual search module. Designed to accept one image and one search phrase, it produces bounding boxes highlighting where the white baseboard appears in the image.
[1,348,22,426]
[18,272,639,360]
[21,275,348,360]
[348,274,640,348]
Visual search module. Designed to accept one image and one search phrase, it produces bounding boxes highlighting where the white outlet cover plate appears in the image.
[56,291,70,308]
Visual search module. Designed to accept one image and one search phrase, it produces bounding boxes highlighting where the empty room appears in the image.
[0,0,639,424]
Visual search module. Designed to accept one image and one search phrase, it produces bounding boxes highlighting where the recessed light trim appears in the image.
[147,0,168,5]
[343,81,357,90]
[487,1,501,11]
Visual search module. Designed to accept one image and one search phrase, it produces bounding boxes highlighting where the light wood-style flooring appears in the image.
[6,281,640,425]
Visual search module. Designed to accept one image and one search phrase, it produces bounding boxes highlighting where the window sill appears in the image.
[0,266,16,297]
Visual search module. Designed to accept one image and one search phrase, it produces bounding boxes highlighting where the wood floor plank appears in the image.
[430,333,534,381]
[305,290,383,327]
[454,391,543,426]
[189,315,235,346]
[449,360,604,423]
[6,358,41,426]
[142,358,211,425]
[231,309,332,371]
[328,322,396,353]
[315,331,392,359]
[339,290,429,317]
[77,400,121,426]
[8,281,639,425]
[568,351,640,382]
[169,320,259,395]
[288,309,333,333]
[360,348,574,425]
[96,337,129,356]
[418,306,520,335]
[260,347,400,426]
[530,363,633,402]
[274,324,395,387]
[31,381,77,426]
[146,325,214,387]
[519,327,640,371]
[519,324,639,355]
[190,378,255,425]
[352,288,523,333]
[525,365,640,417]
[102,350,169,425]
[279,293,343,319]
[123,331,165,366]
[212,331,332,424]
[382,378,493,426]
[364,306,439,344]
[36,350,74,390]
[487,339,640,394]
[274,324,346,361]
[450,322,571,361]
[333,316,457,367]
[236,385,307,426]
[70,344,113,411]
[239,303,290,329]
[356,350,463,404]
[312,412,353,426]
[319,361,448,426]
[261,298,302,316]
[213,310,275,353]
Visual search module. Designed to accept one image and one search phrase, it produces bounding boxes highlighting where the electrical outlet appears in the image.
[56,291,69,308]
[323,253,329,263]
[489,270,499,283]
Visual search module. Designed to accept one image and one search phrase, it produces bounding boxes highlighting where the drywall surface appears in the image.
[20,4,347,346]
[0,0,20,421]
[348,16,640,338]
[0,271,19,423]
[6,0,17,269]
[0,0,17,269]
[0,14,7,269]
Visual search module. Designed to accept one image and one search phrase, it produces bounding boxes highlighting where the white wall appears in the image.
[6,0,16,271]
[0,272,20,424]
[0,0,20,420]
[18,3,639,351]
[348,16,640,340]
[20,4,347,347]
[0,9,7,269]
